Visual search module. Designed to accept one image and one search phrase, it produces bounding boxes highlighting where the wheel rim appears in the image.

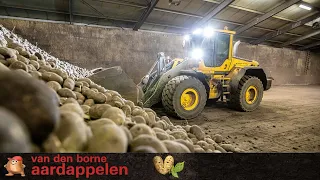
[245,85,258,104]
[180,88,199,111]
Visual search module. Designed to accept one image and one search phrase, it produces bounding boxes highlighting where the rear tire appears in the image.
[162,75,207,119]
[228,75,263,112]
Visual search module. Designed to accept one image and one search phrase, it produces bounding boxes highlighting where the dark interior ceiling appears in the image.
[0,0,320,52]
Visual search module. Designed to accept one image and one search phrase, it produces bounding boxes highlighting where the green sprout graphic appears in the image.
[169,161,185,178]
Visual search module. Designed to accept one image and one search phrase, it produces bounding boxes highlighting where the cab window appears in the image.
[215,33,230,67]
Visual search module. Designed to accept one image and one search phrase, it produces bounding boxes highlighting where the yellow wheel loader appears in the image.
[137,27,273,119]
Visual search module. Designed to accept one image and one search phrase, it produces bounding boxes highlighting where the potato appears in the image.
[87,124,128,152]
[188,133,196,139]
[194,147,206,153]
[206,149,213,153]
[0,47,17,59]
[0,54,4,59]
[29,54,39,61]
[132,116,146,124]
[59,97,67,105]
[130,124,155,139]
[96,86,106,93]
[57,88,77,99]
[17,54,30,64]
[130,134,168,153]
[183,125,191,132]
[190,125,205,140]
[35,52,44,60]
[89,104,111,119]
[205,138,216,144]
[196,140,209,148]
[55,111,91,152]
[51,68,68,80]
[125,100,135,109]
[92,92,107,103]
[0,71,59,145]
[124,121,136,129]
[77,78,92,86]
[63,78,75,90]
[132,145,157,153]
[42,72,63,84]
[214,144,227,153]
[84,99,95,106]
[101,107,125,125]
[7,57,17,65]
[161,116,173,126]
[42,134,65,153]
[121,126,133,144]
[29,71,42,79]
[60,103,84,117]
[28,64,36,71]
[0,62,9,72]
[87,118,116,128]
[81,105,90,114]
[174,139,194,153]
[152,121,167,130]
[213,134,223,143]
[47,81,62,91]
[75,81,83,87]
[146,112,156,125]
[78,81,90,87]
[162,140,191,153]
[74,87,82,93]
[9,61,28,72]
[191,138,198,144]
[153,127,166,134]
[121,105,131,116]
[220,144,235,152]
[170,131,188,140]
[109,90,121,97]
[156,132,170,140]
[153,156,167,175]
[64,98,78,105]
[213,150,222,153]
[84,89,95,99]
[103,92,113,102]
[0,107,32,153]
[169,135,175,140]
[75,92,85,101]
[0,59,8,66]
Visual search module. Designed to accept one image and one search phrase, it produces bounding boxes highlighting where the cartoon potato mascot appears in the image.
[4,156,26,176]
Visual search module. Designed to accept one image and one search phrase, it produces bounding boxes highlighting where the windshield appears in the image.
[184,32,230,67]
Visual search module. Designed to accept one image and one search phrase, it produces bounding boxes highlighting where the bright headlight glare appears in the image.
[191,48,203,59]
[184,35,190,41]
[193,28,203,35]
[204,27,214,38]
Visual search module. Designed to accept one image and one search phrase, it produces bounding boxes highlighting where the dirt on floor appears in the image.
[154,85,320,152]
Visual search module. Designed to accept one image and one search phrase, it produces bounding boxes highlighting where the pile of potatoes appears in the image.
[0,25,242,153]
[0,25,93,79]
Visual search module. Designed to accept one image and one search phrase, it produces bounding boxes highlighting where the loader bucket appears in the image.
[88,66,139,103]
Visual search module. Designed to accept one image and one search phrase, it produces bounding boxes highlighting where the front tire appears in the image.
[162,75,207,119]
[228,75,264,112]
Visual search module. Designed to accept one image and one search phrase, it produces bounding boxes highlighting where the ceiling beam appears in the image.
[235,0,301,34]
[251,12,320,44]
[298,41,320,50]
[2,3,320,41]
[192,0,234,28]
[280,29,320,47]
[133,0,159,31]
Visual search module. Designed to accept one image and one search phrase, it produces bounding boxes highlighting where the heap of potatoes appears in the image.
[0,25,242,153]
[0,25,93,79]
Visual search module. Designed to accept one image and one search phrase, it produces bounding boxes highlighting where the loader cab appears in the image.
[183,27,235,69]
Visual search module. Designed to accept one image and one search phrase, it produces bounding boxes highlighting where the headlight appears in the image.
[204,27,214,38]
[191,48,203,60]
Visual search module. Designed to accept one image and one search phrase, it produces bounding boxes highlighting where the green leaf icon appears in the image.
[171,166,179,178]
[174,162,185,173]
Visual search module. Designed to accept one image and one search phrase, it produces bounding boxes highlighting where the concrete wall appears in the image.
[1,18,319,85]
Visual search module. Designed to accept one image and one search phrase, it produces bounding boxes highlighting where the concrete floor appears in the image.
[156,85,320,152]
